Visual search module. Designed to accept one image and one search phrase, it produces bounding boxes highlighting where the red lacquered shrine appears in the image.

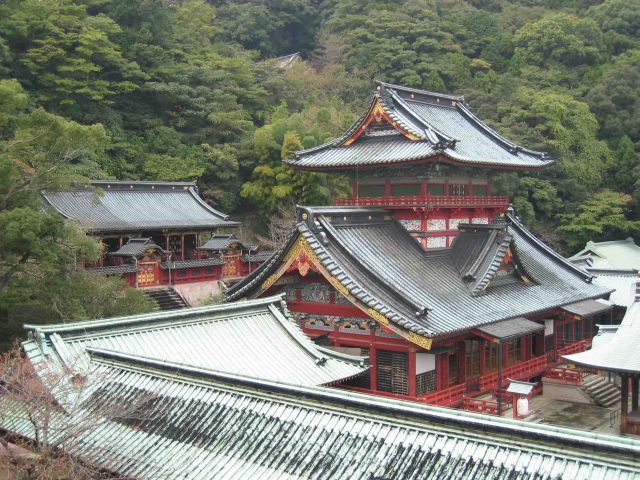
[286,82,552,248]
[227,206,612,412]
[43,181,271,288]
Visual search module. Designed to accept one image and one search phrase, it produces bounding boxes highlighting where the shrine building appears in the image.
[286,81,552,248]
[43,180,269,289]
[226,206,612,411]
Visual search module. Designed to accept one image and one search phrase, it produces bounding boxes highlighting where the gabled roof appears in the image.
[110,237,167,257]
[287,81,552,171]
[22,296,366,387]
[226,207,608,344]
[565,302,640,374]
[43,180,238,233]
[198,234,257,252]
[571,238,640,271]
[4,344,640,479]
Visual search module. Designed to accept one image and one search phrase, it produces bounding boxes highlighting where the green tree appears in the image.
[0,0,145,112]
[588,0,640,54]
[556,190,639,252]
[586,50,640,143]
[497,89,611,192]
[0,81,152,347]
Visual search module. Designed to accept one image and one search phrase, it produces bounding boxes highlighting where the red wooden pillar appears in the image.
[444,180,450,196]
[458,342,466,384]
[351,181,358,199]
[503,340,510,368]
[480,341,487,375]
[180,234,185,261]
[420,179,427,197]
[369,347,377,392]
[621,374,629,433]
[384,180,392,197]
[467,180,473,197]
[408,350,417,397]
[632,376,639,412]
[437,353,448,389]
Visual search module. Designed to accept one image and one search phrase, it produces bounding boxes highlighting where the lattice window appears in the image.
[448,218,469,230]
[426,236,447,248]
[507,338,522,364]
[416,370,437,395]
[471,217,489,224]
[400,219,422,232]
[377,350,408,395]
[426,219,446,231]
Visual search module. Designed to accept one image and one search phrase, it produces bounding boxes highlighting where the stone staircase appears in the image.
[145,287,188,310]
[582,374,620,408]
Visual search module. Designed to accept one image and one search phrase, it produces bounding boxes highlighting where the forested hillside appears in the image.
[1,0,639,339]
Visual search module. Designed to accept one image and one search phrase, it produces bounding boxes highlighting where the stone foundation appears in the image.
[173,281,223,306]
[542,378,593,404]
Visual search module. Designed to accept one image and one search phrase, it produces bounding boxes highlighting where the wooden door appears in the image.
[138,261,160,287]
[223,253,241,278]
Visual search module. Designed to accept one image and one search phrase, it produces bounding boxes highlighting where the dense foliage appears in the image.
[1,0,639,338]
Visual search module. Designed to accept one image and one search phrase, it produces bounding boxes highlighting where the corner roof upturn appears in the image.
[287,81,552,171]
[226,206,608,342]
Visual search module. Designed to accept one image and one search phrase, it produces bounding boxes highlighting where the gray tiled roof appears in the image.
[3,347,640,479]
[477,317,544,340]
[227,207,609,339]
[159,258,224,270]
[288,82,552,170]
[22,296,366,387]
[198,234,257,252]
[86,265,139,275]
[561,298,611,317]
[43,180,238,233]
[110,237,165,257]
[241,251,275,263]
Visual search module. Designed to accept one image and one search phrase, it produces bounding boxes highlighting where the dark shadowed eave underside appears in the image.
[287,82,552,171]
[42,180,238,233]
[226,208,609,340]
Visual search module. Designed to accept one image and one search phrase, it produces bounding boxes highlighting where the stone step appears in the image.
[581,376,620,407]
[582,375,602,388]
[144,288,188,310]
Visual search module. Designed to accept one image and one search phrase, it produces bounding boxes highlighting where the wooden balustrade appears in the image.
[419,383,466,407]
[544,367,582,384]
[479,355,547,393]
[333,195,509,208]
[557,340,588,358]
[461,396,511,416]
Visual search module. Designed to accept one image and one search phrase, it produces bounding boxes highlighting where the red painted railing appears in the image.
[479,355,547,393]
[557,340,588,358]
[544,367,582,384]
[461,396,511,415]
[334,195,510,208]
[419,383,466,407]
